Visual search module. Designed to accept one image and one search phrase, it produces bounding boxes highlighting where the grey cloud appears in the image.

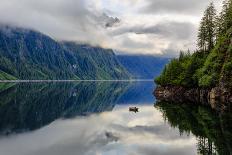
[120,37,154,49]
[0,0,221,56]
[113,21,195,40]
[0,0,112,44]
[142,0,216,14]
[104,15,120,28]
[137,145,196,155]
[95,13,121,28]
[163,41,196,57]
[163,48,180,58]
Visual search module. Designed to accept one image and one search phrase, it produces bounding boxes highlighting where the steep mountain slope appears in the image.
[0,26,131,80]
[117,55,169,79]
[62,42,131,80]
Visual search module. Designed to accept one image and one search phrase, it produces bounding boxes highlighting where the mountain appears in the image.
[117,55,169,79]
[0,26,131,80]
[62,42,131,80]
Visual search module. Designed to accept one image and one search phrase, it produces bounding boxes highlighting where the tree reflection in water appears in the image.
[0,82,130,134]
[155,101,232,155]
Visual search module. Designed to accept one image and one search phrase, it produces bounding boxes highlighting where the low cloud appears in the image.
[112,21,195,40]
[0,0,115,44]
[0,0,223,57]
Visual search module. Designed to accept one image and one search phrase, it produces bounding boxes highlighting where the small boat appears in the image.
[129,107,139,113]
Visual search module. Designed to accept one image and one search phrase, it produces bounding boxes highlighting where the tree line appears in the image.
[155,0,232,88]
[197,0,232,52]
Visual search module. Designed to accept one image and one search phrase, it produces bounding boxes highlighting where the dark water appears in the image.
[0,81,231,155]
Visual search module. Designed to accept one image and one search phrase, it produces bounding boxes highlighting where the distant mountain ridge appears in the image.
[117,55,169,79]
[0,26,131,80]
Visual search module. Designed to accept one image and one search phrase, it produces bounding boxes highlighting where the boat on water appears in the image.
[129,107,139,113]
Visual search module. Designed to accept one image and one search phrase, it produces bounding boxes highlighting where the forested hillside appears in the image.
[155,0,232,89]
[0,26,131,80]
[118,55,169,79]
[62,42,131,80]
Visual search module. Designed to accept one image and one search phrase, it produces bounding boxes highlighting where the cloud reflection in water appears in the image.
[0,105,197,155]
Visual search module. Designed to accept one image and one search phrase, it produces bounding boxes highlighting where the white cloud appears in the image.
[0,0,223,57]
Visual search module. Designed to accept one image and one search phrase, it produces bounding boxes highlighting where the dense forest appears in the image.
[155,0,232,89]
[0,26,131,80]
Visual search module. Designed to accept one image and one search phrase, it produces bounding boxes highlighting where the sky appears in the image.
[0,0,223,57]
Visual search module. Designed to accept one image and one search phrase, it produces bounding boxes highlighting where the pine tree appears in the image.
[197,17,207,52]
[218,0,232,35]
[197,3,217,53]
[206,3,217,51]
[179,51,185,61]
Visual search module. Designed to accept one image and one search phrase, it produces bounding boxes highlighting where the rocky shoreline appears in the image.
[154,86,232,110]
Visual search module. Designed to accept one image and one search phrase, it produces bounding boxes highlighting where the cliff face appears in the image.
[154,86,232,110]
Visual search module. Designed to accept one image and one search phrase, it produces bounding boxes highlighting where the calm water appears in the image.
[0,81,231,155]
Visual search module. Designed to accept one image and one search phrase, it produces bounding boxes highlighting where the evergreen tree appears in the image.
[216,0,232,37]
[156,0,232,88]
[206,3,217,50]
[197,17,207,52]
[197,3,217,52]
[179,51,185,61]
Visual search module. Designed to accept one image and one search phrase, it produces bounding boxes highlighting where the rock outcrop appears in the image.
[154,86,232,111]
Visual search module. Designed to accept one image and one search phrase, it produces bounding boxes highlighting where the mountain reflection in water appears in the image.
[0,82,130,134]
[0,81,155,134]
[0,81,231,155]
[0,105,197,155]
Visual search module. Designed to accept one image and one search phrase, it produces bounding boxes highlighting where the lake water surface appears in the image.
[0,81,231,155]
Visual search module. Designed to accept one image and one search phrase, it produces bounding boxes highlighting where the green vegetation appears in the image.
[0,27,131,80]
[0,70,17,80]
[0,82,130,133]
[155,0,232,88]
[156,101,232,155]
[0,83,15,93]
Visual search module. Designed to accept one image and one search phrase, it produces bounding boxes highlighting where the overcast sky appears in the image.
[0,0,223,57]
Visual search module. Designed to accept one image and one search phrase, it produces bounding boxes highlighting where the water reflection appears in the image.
[0,82,231,155]
[117,81,155,104]
[0,82,132,134]
[0,105,197,155]
[155,101,232,155]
